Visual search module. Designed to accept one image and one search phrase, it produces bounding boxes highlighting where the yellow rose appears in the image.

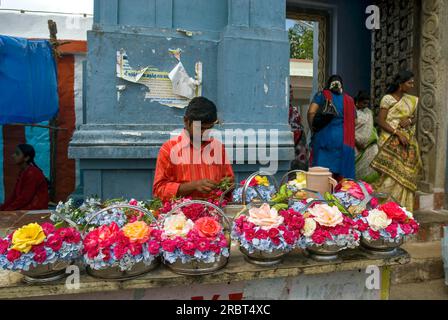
[11,223,46,253]
[309,204,344,228]
[367,209,392,231]
[122,221,151,244]
[255,176,270,187]
[163,213,194,238]
[302,218,317,237]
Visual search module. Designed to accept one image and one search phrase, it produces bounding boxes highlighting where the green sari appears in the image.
[371,94,422,211]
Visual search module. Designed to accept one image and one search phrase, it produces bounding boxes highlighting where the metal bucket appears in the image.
[306,244,345,261]
[360,237,404,256]
[86,259,160,280]
[240,247,290,266]
[22,261,72,284]
[163,256,228,276]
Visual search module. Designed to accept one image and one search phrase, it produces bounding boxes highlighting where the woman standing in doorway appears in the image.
[371,70,422,211]
[0,144,49,211]
[307,75,356,180]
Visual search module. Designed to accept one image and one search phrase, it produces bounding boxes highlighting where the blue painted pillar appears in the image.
[69,0,294,200]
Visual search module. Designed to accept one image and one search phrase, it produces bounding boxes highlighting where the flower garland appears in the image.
[354,202,419,243]
[231,203,303,253]
[0,223,82,271]
[295,201,360,249]
[232,176,276,203]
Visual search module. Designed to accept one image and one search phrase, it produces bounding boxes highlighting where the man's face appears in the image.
[184,117,215,140]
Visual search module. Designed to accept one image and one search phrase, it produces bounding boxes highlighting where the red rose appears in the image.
[33,250,47,263]
[147,241,160,255]
[6,249,21,262]
[41,223,56,236]
[283,231,295,245]
[31,244,45,253]
[57,228,81,244]
[113,244,127,260]
[379,202,407,223]
[271,237,281,246]
[196,239,211,252]
[161,239,177,253]
[400,223,413,235]
[46,235,63,251]
[385,223,398,238]
[87,248,99,259]
[194,217,222,239]
[356,220,369,232]
[181,241,196,256]
[409,219,420,233]
[368,229,380,240]
[102,248,111,261]
[129,243,143,256]
[244,229,255,241]
[0,239,9,255]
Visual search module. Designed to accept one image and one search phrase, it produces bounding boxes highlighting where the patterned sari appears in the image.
[371,94,422,211]
[355,108,380,183]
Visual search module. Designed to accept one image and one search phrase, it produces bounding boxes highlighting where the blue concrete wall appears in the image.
[287,0,372,96]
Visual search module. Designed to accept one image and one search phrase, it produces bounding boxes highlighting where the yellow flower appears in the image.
[122,221,151,244]
[11,223,46,253]
[255,176,270,187]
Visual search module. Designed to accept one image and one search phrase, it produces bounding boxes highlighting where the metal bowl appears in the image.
[306,244,345,262]
[86,259,160,280]
[22,261,72,284]
[240,247,290,266]
[360,237,404,256]
[163,255,228,276]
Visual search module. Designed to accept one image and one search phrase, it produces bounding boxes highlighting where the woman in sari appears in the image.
[371,70,422,211]
[354,91,380,183]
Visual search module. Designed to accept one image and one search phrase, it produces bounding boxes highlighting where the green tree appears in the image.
[289,24,314,60]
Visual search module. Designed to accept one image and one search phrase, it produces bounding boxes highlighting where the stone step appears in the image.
[389,279,448,300]
[405,210,448,243]
[391,241,445,285]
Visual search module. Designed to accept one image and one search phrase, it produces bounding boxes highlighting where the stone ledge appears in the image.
[0,247,410,300]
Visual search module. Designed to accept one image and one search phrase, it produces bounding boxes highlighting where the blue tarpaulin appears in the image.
[0,35,59,124]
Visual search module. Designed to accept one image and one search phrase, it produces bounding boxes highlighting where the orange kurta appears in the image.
[153,131,234,201]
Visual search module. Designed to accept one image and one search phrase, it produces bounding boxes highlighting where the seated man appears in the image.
[153,97,234,201]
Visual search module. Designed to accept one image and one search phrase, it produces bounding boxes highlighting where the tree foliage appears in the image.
[289,23,314,60]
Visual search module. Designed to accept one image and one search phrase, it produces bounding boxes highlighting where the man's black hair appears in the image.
[355,91,370,104]
[185,97,218,124]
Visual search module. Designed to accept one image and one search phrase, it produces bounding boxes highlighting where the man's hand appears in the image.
[177,179,217,197]
[191,179,217,193]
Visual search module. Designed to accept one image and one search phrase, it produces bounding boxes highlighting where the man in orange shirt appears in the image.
[153,97,234,201]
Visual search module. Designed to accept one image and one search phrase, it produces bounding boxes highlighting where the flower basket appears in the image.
[278,170,309,200]
[294,200,360,261]
[331,179,378,217]
[232,203,303,266]
[82,204,162,280]
[0,222,83,283]
[355,202,419,256]
[232,172,278,205]
[159,200,231,276]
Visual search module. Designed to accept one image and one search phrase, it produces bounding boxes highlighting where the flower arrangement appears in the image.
[231,203,303,254]
[0,223,82,271]
[82,219,161,271]
[331,180,379,216]
[159,206,229,265]
[232,175,276,203]
[294,201,360,249]
[285,171,307,194]
[206,176,234,207]
[355,202,419,243]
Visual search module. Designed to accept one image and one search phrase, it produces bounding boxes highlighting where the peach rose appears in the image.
[194,217,222,238]
[309,204,344,228]
[248,203,284,230]
[122,221,151,244]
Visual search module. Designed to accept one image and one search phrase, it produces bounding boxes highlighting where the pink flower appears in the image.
[244,229,255,241]
[129,243,143,256]
[385,223,398,238]
[255,229,268,240]
[129,199,138,206]
[283,231,295,245]
[102,248,111,261]
[0,239,9,255]
[113,244,127,260]
[56,228,81,244]
[356,220,369,232]
[400,223,413,235]
[271,237,281,246]
[368,229,380,240]
[197,239,211,252]
[240,179,257,187]
[409,219,419,233]
[41,223,55,236]
[311,229,328,245]
[6,249,21,262]
[46,235,63,251]
[161,239,177,253]
[194,217,222,239]
[370,198,379,209]
[181,241,196,256]
[268,228,279,239]
[87,248,99,259]
[147,241,160,255]
[33,249,47,263]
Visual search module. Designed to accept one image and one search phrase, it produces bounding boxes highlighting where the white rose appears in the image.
[163,213,194,238]
[302,218,317,237]
[367,209,392,231]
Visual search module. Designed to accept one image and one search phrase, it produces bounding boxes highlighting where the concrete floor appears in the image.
[390,279,448,300]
